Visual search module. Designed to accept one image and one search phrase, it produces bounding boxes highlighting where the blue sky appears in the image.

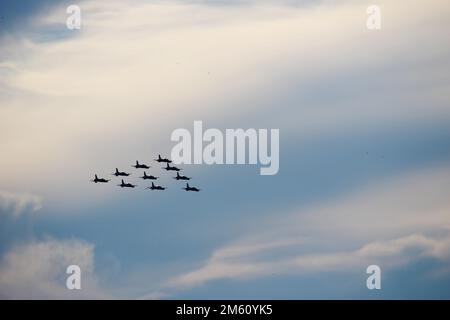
[0,0,450,299]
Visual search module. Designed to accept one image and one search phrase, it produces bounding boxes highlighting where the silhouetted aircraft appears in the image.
[113,168,130,176]
[118,179,136,188]
[91,174,109,183]
[163,163,181,171]
[133,160,150,169]
[146,182,166,190]
[174,172,191,180]
[141,171,158,180]
[155,154,172,163]
[183,183,200,192]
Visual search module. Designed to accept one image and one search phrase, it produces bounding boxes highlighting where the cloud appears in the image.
[0,190,42,217]
[0,238,109,299]
[0,0,449,299]
[164,165,450,289]
[169,233,450,287]
[0,0,449,203]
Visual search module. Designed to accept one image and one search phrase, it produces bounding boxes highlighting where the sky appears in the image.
[0,0,450,299]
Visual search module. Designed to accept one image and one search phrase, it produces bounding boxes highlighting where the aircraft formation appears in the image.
[91,155,200,192]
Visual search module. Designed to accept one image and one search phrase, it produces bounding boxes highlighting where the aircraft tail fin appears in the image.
[95,174,98,179]
[121,179,124,184]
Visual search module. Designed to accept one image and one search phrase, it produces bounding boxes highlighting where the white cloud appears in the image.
[164,165,450,289]
[0,238,109,299]
[1,1,449,298]
[0,0,449,204]
[0,190,42,217]
[169,233,450,287]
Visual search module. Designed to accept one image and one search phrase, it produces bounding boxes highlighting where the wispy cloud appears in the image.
[1,0,450,299]
[0,190,42,217]
[1,0,449,202]
[0,238,109,299]
[163,165,450,290]
[169,233,450,288]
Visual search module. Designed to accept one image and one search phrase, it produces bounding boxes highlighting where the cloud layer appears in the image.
[1,0,449,200]
[165,165,450,290]
[0,238,107,299]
